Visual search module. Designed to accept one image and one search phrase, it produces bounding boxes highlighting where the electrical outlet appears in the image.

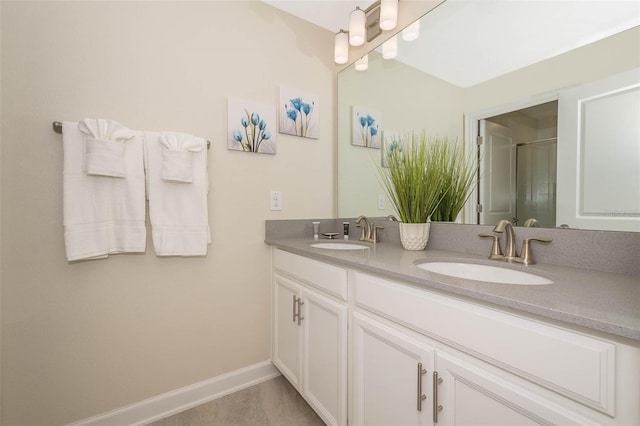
[270,191,282,211]
[377,194,386,210]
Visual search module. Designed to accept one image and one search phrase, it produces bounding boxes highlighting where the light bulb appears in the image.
[402,20,420,41]
[349,7,366,46]
[355,55,368,71]
[380,0,398,31]
[334,30,349,64]
[382,36,397,59]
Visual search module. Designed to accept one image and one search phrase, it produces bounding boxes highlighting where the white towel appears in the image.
[78,118,135,177]
[144,131,210,256]
[63,121,146,261]
[159,132,204,183]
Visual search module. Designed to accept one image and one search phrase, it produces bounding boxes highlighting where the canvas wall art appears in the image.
[279,87,319,139]
[381,130,401,168]
[352,106,381,148]
[228,98,276,154]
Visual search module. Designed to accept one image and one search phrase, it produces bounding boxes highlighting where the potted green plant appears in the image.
[379,132,449,250]
[431,138,478,222]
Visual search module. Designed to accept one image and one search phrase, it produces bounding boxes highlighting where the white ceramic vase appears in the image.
[399,222,430,250]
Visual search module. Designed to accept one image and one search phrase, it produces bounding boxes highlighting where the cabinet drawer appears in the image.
[354,272,616,415]
[273,249,348,301]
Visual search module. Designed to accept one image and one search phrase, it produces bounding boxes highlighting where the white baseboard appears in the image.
[69,360,281,426]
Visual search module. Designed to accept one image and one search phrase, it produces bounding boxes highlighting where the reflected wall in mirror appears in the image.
[337,1,640,232]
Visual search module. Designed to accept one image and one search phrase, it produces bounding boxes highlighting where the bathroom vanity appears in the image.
[266,220,640,426]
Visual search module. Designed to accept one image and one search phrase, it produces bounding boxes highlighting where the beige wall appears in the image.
[0,2,334,424]
[0,3,3,422]
[464,26,640,113]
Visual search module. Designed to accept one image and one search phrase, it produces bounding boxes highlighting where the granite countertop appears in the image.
[265,237,640,342]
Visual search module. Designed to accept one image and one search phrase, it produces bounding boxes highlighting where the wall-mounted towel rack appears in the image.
[52,121,211,150]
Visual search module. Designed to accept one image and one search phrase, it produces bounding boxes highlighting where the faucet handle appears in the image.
[372,224,384,243]
[516,237,552,265]
[479,233,504,260]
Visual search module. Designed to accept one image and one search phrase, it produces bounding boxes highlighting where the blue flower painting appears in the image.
[382,131,402,168]
[352,106,382,148]
[279,87,319,139]
[228,98,276,154]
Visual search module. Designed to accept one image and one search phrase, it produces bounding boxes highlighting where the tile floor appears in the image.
[146,375,325,426]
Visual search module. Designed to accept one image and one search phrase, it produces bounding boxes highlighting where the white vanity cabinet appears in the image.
[351,312,435,426]
[272,249,348,426]
[353,271,639,426]
[351,310,596,426]
[270,247,640,425]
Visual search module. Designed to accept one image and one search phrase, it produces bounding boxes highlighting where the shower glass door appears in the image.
[516,139,557,227]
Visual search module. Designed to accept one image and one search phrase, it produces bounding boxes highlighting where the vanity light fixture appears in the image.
[402,19,420,41]
[355,55,369,71]
[380,0,398,31]
[334,0,399,65]
[382,35,398,59]
[349,6,366,46]
[334,29,349,64]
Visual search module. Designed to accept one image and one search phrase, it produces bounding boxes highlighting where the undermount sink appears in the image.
[309,242,369,250]
[416,261,553,285]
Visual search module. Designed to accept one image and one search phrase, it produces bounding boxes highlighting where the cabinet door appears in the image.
[272,274,301,387]
[435,352,594,425]
[352,312,435,426]
[302,287,348,426]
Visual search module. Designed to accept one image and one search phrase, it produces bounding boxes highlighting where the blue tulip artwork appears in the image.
[228,98,276,154]
[352,106,382,148]
[279,87,319,139]
[381,131,402,168]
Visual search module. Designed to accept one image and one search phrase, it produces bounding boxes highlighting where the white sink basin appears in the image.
[416,261,553,285]
[309,242,369,250]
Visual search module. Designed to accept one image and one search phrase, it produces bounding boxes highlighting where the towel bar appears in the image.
[52,121,211,150]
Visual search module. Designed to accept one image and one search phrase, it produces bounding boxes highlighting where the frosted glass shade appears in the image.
[334,31,349,64]
[382,36,398,59]
[349,7,366,46]
[355,55,368,71]
[380,0,398,31]
[402,20,420,41]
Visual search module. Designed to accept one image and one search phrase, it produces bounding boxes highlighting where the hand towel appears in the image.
[63,121,146,261]
[144,131,210,256]
[159,132,204,183]
[78,118,135,177]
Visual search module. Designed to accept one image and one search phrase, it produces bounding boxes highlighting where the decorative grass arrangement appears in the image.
[379,132,448,223]
[431,138,478,222]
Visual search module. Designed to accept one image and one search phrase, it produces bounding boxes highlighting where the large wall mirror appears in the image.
[337,0,640,232]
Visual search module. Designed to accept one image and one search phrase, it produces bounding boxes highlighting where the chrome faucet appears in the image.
[355,215,383,243]
[493,219,518,260]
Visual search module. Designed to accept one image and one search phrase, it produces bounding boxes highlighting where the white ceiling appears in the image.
[262,0,377,32]
[263,0,640,87]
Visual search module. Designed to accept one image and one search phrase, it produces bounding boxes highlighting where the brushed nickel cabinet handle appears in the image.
[297,298,304,325]
[433,371,443,423]
[417,363,427,411]
[292,294,298,323]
